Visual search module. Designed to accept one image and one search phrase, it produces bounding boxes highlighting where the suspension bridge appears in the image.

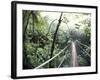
[34,40,90,69]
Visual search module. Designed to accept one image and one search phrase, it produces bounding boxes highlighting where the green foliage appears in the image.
[23,11,91,69]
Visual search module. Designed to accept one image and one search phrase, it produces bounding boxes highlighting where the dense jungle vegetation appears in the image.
[23,10,91,69]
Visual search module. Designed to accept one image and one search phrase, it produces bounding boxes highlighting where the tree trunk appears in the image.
[23,11,31,41]
[49,13,63,68]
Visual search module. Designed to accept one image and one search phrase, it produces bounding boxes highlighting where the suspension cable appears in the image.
[34,44,70,69]
[57,49,70,68]
[76,40,90,49]
[58,55,66,68]
[77,42,90,57]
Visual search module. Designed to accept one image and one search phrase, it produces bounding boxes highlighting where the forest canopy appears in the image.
[23,10,91,69]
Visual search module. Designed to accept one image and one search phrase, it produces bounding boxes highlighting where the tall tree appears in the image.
[49,13,63,68]
[23,11,42,69]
